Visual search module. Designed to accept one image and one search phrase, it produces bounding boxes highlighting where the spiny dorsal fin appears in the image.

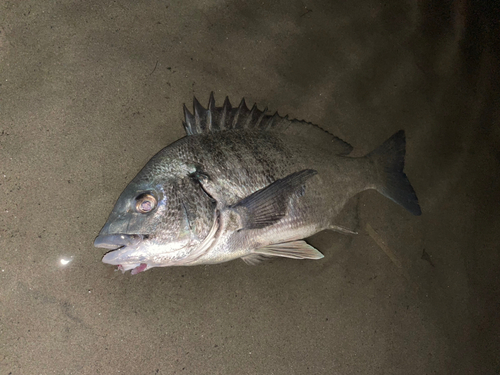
[183,93,353,155]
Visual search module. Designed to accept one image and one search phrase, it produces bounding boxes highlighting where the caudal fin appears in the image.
[367,130,421,216]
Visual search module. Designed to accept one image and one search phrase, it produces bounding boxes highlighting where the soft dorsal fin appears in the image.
[182,93,353,156]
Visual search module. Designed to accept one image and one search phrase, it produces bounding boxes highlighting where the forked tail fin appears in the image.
[367,130,421,216]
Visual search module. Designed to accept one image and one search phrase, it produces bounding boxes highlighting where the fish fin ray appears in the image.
[233,98,250,128]
[241,254,272,265]
[328,224,358,235]
[193,96,206,133]
[220,96,232,130]
[254,240,324,260]
[183,104,195,135]
[233,169,317,229]
[182,94,353,155]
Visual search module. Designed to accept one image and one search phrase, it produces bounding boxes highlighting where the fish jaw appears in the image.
[101,248,150,275]
[94,234,144,249]
[95,232,197,273]
[95,233,151,274]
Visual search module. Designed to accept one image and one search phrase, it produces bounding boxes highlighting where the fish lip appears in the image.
[96,234,148,273]
[99,235,149,274]
[101,248,127,265]
[93,233,144,250]
[101,248,146,273]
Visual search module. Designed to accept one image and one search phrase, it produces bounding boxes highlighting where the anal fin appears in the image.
[253,240,324,260]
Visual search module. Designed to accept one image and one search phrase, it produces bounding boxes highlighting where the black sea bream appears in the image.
[94,94,421,274]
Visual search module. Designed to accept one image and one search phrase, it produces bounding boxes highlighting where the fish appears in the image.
[94,93,421,275]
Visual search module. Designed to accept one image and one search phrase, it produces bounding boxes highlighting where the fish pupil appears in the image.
[140,201,153,212]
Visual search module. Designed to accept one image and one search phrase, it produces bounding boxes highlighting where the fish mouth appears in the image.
[93,233,144,250]
[94,234,149,274]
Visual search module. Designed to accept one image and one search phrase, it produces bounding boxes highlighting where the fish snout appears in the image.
[93,234,144,250]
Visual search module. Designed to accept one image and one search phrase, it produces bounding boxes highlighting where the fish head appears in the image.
[94,152,216,274]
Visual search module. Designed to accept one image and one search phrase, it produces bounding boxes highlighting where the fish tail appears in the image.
[367,130,422,216]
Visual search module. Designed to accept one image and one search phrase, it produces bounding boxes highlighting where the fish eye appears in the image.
[135,193,157,214]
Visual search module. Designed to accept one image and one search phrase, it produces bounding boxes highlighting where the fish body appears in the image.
[94,94,421,274]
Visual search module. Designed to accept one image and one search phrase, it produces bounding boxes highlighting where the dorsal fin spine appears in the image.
[183,104,195,135]
[220,96,232,130]
[193,97,205,133]
[244,104,257,128]
[206,92,216,131]
[233,98,249,128]
[263,112,279,130]
[256,107,268,128]
[208,92,216,110]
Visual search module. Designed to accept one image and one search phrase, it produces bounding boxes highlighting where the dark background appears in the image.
[1,1,499,374]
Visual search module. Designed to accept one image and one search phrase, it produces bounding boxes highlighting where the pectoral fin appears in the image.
[252,240,324,260]
[232,169,317,230]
